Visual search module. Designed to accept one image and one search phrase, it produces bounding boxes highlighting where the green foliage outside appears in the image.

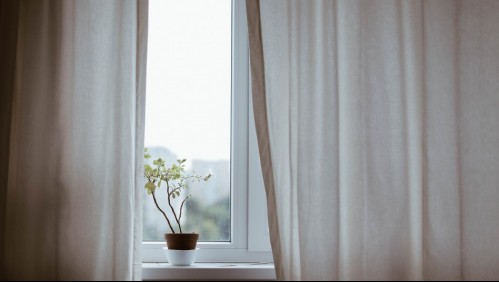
[183,196,230,241]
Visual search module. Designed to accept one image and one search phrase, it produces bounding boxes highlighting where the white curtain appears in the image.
[0,0,148,280]
[247,0,499,280]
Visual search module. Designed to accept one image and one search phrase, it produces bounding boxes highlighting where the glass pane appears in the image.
[144,0,232,242]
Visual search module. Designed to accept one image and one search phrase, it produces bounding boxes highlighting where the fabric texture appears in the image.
[0,0,148,280]
[247,0,499,280]
[0,1,21,279]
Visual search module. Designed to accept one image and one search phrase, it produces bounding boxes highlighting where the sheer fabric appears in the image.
[0,0,148,280]
[248,0,499,280]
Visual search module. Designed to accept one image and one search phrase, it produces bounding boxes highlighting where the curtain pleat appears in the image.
[248,0,499,280]
[133,1,149,280]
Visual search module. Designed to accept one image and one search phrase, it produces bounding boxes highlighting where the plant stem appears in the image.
[179,196,189,223]
[166,180,183,233]
[152,191,175,233]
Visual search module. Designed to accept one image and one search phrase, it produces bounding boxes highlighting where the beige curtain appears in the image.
[247,0,499,280]
[0,0,148,280]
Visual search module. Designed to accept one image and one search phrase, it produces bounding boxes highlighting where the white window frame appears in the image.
[142,0,273,263]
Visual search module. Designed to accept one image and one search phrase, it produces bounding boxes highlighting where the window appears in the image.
[143,0,272,263]
[144,0,231,243]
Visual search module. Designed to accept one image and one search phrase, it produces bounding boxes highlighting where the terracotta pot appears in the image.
[165,233,199,250]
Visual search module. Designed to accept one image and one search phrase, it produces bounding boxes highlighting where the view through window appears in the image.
[144,0,232,242]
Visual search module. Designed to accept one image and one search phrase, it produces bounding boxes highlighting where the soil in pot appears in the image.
[165,233,199,250]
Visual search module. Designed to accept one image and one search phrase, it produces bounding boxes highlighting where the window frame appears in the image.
[142,0,273,263]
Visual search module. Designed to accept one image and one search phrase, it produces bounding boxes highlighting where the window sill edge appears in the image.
[142,262,275,281]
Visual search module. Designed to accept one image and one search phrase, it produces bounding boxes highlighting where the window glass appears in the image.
[144,0,232,242]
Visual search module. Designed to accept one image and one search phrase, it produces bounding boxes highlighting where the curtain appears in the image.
[0,0,148,280]
[247,0,499,280]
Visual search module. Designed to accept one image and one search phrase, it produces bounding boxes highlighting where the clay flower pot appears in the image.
[165,233,199,250]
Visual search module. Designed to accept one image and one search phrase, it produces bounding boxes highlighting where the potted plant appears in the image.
[144,148,212,265]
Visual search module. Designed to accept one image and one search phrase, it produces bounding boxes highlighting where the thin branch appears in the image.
[168,185,182,197]
[166,180,183,233]
[181,175,201,182]
[152,191,175,233]
[178,196,190,223]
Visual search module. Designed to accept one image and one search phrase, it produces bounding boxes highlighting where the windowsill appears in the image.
[142,262,276,281]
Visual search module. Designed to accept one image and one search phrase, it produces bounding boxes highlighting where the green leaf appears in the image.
[204,173,213,181]
[144,148,151,159]
[145,181,156,193]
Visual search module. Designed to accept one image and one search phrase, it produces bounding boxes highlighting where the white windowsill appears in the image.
[142,262,276,281]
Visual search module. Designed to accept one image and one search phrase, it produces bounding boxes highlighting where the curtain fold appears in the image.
[0,1,21,279]
[0,0,148,280]
[245,1,284,280]
[248,0,499,280]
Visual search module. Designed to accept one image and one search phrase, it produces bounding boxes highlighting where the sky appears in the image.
[145,0,232,161]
